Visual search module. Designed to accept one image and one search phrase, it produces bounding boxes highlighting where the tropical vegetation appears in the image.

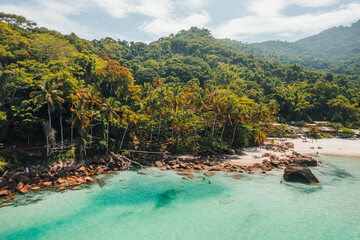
[0,13,359,171]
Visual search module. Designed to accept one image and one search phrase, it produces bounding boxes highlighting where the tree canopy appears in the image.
[0,14,359,169]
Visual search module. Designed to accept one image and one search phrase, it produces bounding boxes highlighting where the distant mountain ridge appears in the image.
[220,20,360,82]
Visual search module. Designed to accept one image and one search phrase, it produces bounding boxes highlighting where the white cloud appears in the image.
[91,0,211,37]
[0,0,93,38]
[214,2,360,41]
[140,12,210,36]
[183,0,210,9]
[1,0,358,42]
[247,0,339,17]
[292,0,339,8]
[91,0,134,18]
[91,0,173,19]
[247,0,286,17]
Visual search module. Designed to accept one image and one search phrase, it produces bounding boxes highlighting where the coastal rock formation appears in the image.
[227,149,236,155]
[284,142,294,149]
[155,161,163,167]
[0,140,320,202]
[283,164,320,183]
[293,157,317,167]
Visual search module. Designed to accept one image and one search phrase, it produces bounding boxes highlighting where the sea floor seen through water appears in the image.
[0,156,359,240]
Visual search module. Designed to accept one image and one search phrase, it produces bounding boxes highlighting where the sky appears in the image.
[0,0,359,43]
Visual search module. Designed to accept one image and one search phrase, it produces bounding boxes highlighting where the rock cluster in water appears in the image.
[0,154,133,201]
[283,164,320,183]
[0,141,321,201]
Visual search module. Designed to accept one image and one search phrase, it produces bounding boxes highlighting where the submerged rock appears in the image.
[232,174,244,179]
[283,164,320,184]
[204,172,216,176]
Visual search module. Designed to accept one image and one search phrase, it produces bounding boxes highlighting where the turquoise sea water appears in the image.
[0,156,359,240]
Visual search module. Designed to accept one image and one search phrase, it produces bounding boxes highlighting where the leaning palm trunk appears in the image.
[44,122,56,156]
[231,124,237,147]
[119,124,128,152]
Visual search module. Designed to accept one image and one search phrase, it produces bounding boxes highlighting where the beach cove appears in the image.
[0,155,359,240]
[0,139,359,239]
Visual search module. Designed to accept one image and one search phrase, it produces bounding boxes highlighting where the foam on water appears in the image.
[0,157,359,240]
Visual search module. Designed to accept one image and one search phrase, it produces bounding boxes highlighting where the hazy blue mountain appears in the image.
[220,20,360,81]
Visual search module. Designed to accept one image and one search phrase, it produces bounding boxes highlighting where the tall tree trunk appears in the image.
[157,115,162,141]
[119,124,128,152]
[177,132,180,148]
[220,120,227,140]
[84,142,87,157]
[106,119,110,153]
[70,104,74,144]
[60,111,64,149]
[46,136,49,156]
[47,104,52,155]
[150,119,154,146]
[47,104,52,127]
[89,115,93,148]
[71,122,74,144]
[231,124,237,147]
[211,114,216,138]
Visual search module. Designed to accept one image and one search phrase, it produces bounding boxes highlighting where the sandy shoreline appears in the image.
[230,138,360,166]
[286,138,360,159]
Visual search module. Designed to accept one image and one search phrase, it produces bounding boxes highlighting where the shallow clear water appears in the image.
[0,156,359,240]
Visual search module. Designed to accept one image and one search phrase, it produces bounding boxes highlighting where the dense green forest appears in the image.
[0,13,360,169]
[221,20,360,82]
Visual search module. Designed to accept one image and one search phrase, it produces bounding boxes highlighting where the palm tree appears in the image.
[83,87,102,147]
[143,91,160,147]
[208,91,227,138]
[154,86,168,141]
[101,97,121,153]
[118,106,138,151]
[69,98,92,157]
[30,79,64,153]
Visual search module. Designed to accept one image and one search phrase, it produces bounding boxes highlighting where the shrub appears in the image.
[49,149,75,162]
[0,156,7,173]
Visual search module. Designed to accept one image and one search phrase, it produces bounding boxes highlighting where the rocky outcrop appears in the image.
[293,157,317,167]
[284,142,294,149]
[227,149,236,155]
[0,153,140,200]
[283,164,320,183]
[0,140,319,202]
[265,141,294,152]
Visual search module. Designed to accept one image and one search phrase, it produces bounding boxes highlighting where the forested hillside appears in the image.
[0,13,360,168]
[221,20,360,82]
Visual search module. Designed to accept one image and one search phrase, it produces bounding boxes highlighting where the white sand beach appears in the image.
[229,138,360,166]
[286,138,360,158]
